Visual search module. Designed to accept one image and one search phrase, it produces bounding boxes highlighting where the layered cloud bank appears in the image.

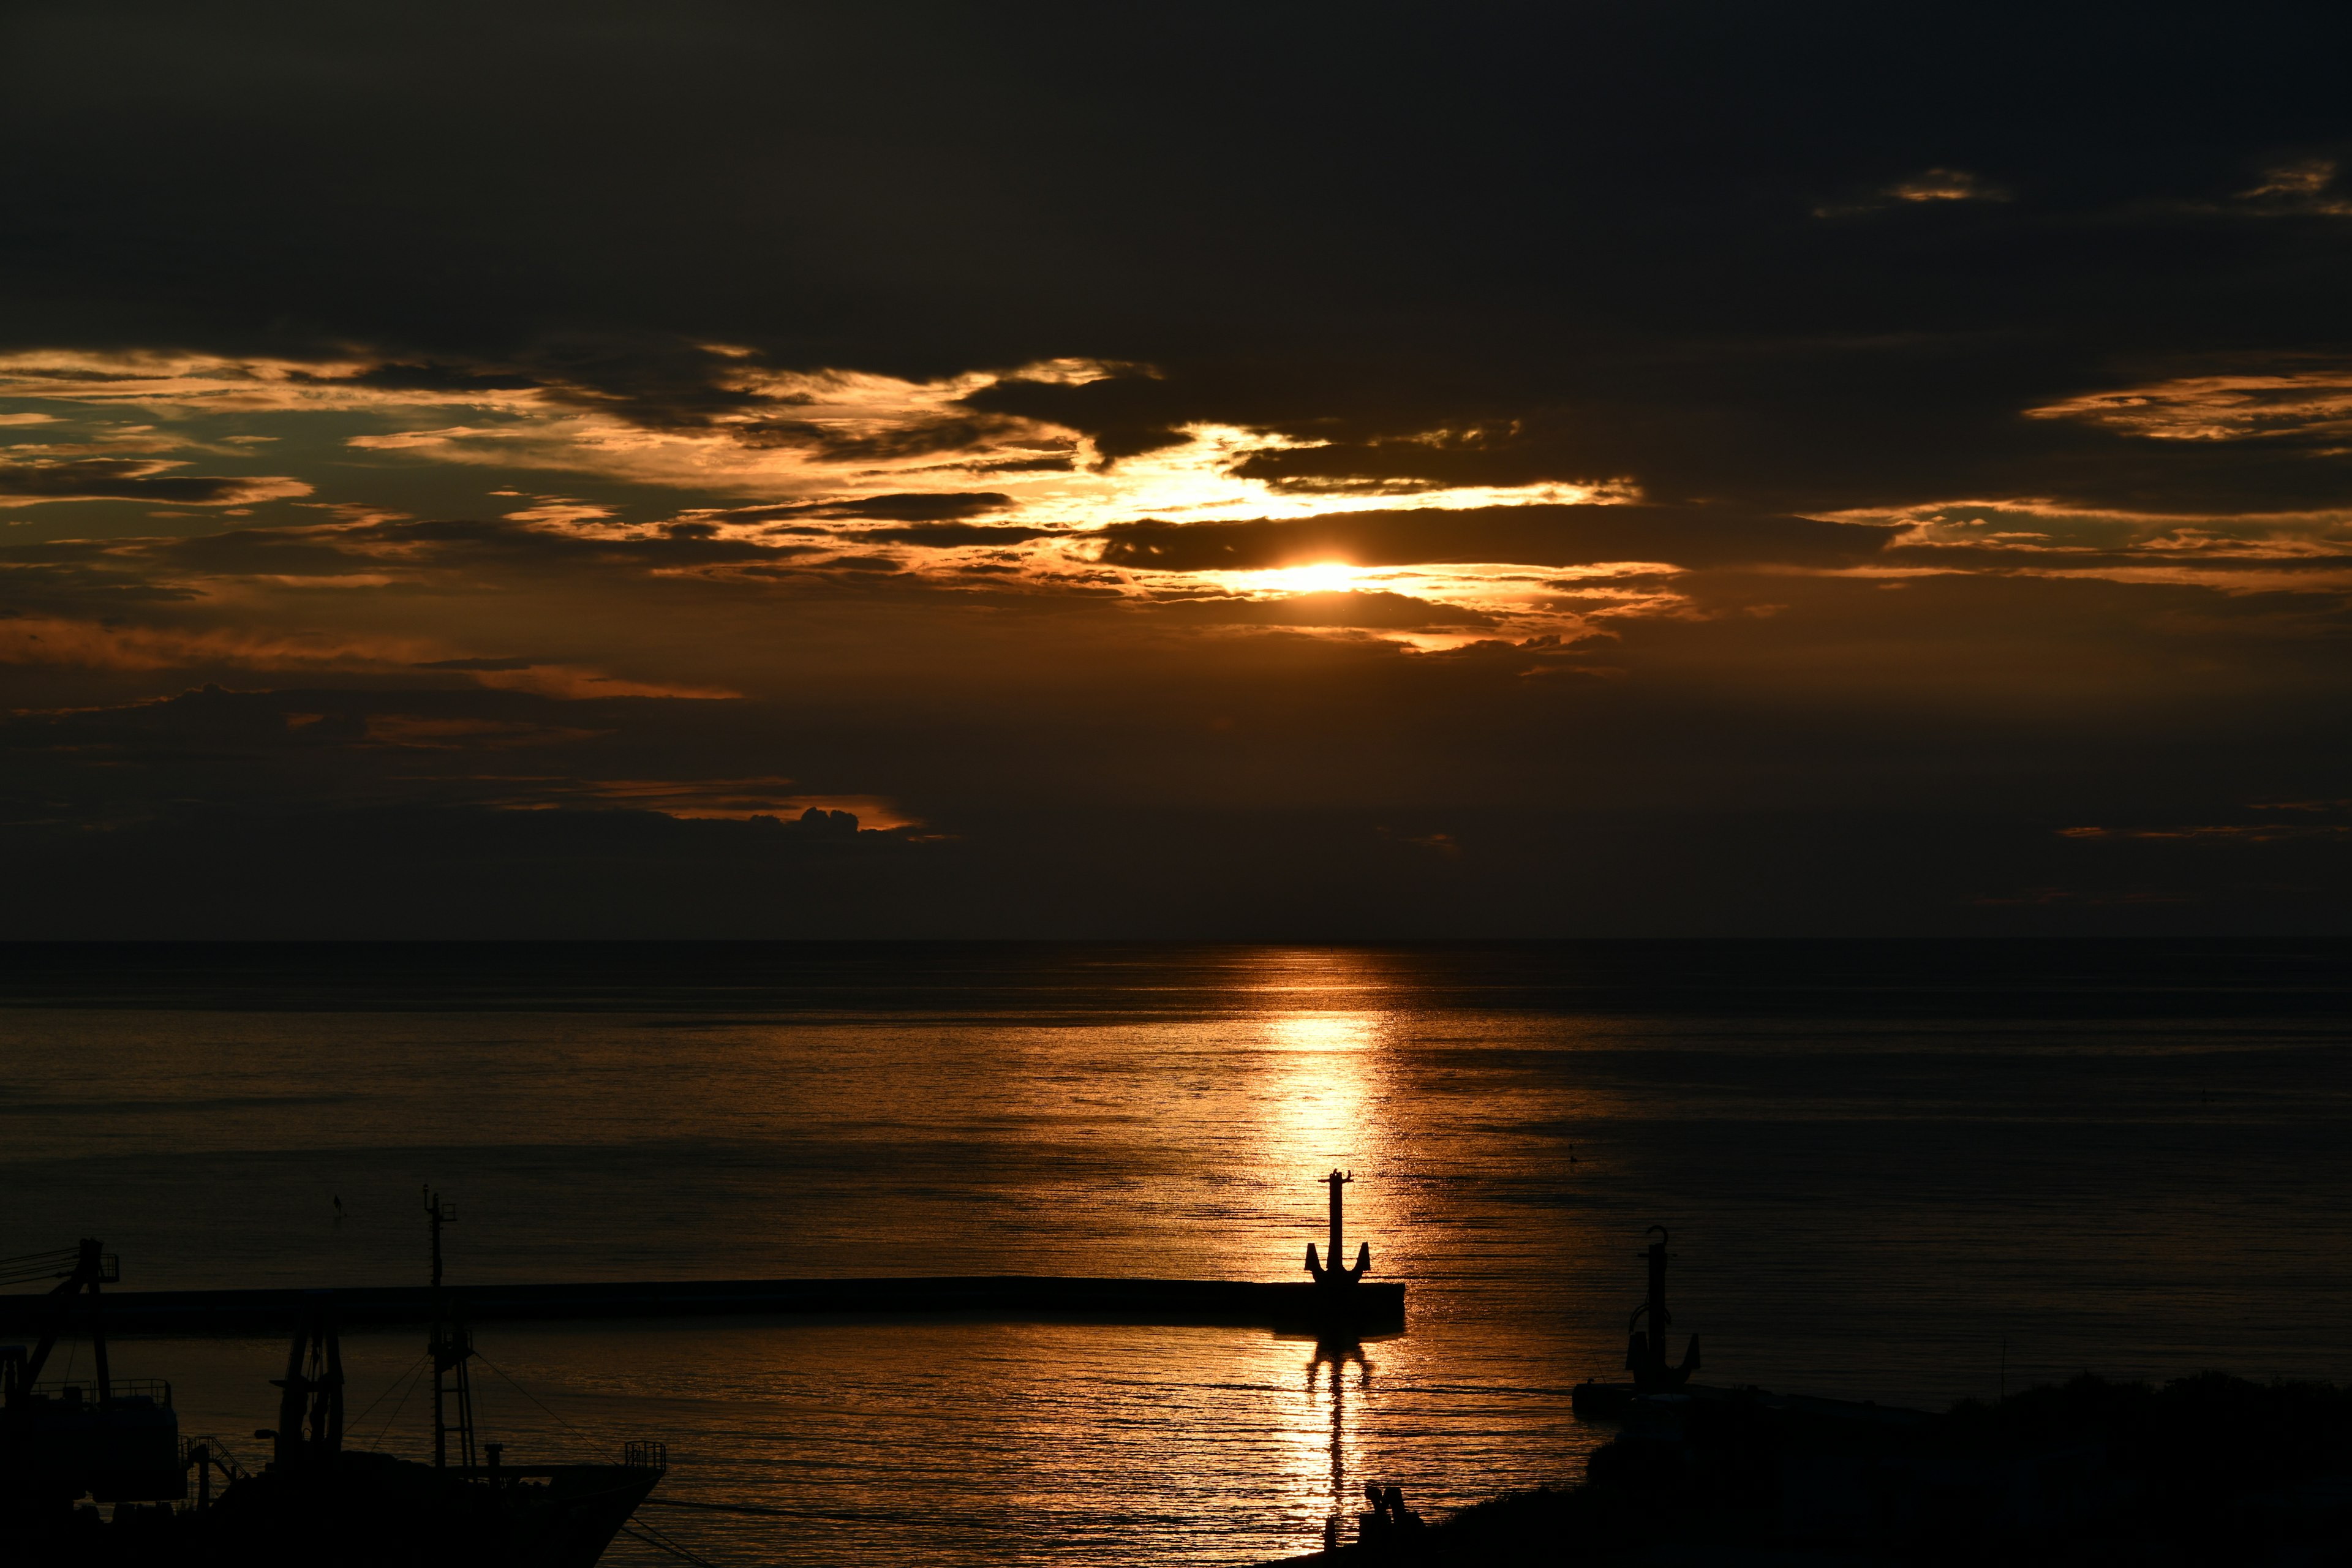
[2,4,2349,933]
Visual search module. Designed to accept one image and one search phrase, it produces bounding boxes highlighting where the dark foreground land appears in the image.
[1269,1374,2352,1567]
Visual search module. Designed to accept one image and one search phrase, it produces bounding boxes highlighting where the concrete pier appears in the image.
[0,1276,1405,1336]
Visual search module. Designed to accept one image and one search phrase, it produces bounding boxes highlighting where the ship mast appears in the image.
[424,1188,477,1473]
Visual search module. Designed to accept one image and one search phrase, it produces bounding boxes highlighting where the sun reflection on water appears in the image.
[1259,1010,1385,1185]
[1293,1338,1373,1543]
[1265,1010,1379,1052]
[1234,951,1405,1545]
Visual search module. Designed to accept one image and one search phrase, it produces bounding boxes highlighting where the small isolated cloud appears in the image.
[2059,813,2352,845]
[2236,157,2352,217]
[502,498,617,526]
[1815,168,2008,216]
[2027,371,2352,443]
[413,656,541,672]
[1885,168,2007,203]
[546,780,917,830]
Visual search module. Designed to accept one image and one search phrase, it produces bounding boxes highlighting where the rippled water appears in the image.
[2,942,2348,1566]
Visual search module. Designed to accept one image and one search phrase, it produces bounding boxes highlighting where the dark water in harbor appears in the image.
[2,941,2350,1566]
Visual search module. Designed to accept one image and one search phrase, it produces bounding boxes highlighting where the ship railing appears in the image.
[25,1376,172,1406]
[622,1439,668,1471]
[0,1246,119,1286]
[182,1434,254,1483]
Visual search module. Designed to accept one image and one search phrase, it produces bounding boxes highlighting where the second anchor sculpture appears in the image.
[1305,1168,1370,1287]
[1625,1225,1701,1392]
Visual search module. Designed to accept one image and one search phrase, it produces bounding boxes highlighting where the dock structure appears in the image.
[0,1174,1403,1337]
[0,1275,1404,1336]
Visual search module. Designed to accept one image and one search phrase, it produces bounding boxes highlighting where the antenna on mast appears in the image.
[423,1188,477,1474]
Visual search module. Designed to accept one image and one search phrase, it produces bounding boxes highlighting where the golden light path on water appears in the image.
[12,946,2343,1566]
[4,948,1599,1566]
[1253,997,1389,1538]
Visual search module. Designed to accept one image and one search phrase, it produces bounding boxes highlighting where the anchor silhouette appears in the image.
[1304,1168,1370,1287]
[1624,1224,1701,1392]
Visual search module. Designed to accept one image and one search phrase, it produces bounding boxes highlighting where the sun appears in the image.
[1262,561,1360,595]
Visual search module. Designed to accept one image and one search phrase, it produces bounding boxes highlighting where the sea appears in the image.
[2,941,2348,1566]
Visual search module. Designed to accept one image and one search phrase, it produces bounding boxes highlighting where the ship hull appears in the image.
[208,1452,661,1568]
[6,1453,662,1567]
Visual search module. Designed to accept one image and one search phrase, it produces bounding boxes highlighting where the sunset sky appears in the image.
[5,4,2349,935]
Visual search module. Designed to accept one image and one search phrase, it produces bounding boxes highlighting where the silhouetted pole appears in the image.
[1328,1169,1346,1267]
[81,1238,113,1407]
[276,1319,307,1471]
[426,1188,451,1472]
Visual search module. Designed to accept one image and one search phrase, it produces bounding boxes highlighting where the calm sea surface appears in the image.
[2,942,2348,1566]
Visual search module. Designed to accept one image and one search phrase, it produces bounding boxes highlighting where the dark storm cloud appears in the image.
[0,537,201,614]
[742,417,1036,463]
[958,455,1076,475]
[790,492,1012,522]
[1224,426,1592,496]
[658,499,1063,559]
[0,685,728,806]
[1095,506,1892,572]
[0,519,825,623]
[6,649,2346,937]
[675,494,1046,540]
[0,458,290,506]
[1,529,379,616]
[960,375,1195,464]
[1878,538,2352,575]
[6,2,2346,518]
[510,336,780,431]
[816,492,1005,522]
[289,362,543,394]
[330,517,808,570]
[0,801,922,940]
[834,522,1058,548]
[6,3,2352,936]
[148,529,376,575]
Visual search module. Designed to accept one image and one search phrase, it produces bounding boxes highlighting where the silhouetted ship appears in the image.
[1,1194,665,1566]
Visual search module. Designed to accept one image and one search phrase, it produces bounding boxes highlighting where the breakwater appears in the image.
[0,1276,1406,1336]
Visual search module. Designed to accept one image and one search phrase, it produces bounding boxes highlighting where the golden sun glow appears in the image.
[1255,562,1361,595]
[0,349,1686,656]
